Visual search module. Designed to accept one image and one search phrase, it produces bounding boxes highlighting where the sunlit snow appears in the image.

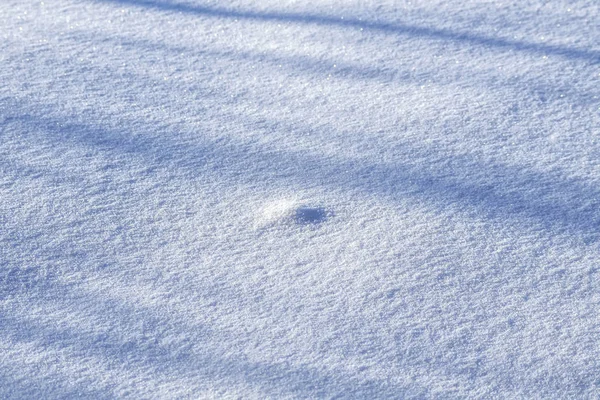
[1,0,599,398]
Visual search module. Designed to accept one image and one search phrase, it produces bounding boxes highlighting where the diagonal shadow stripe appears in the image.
[0,280,418,398]
[81,31,597,107]
[5,97,600,242]
[93,0,600,63]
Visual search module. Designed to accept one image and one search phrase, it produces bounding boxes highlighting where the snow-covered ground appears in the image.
[1,0,599,398]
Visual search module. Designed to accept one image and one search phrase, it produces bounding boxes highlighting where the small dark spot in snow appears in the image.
[294,206,329,224]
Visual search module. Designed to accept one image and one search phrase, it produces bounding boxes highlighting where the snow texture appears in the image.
[1,0,599,398]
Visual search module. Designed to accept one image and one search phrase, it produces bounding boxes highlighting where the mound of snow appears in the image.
[256,198,330,228]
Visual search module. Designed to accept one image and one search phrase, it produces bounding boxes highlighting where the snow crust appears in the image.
[1,0,599,398]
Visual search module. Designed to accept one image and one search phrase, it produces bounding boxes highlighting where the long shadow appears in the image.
[0,281,417,398]
[7,97,600,242]
[4,8,600,397]
[94,0,600,63]
[4,93,600,398]
[85,31,597,107]
[2,228,595,398]
[0,369,109,400]
[77,30,407,84]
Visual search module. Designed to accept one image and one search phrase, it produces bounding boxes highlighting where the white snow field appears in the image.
[1,0,599,398]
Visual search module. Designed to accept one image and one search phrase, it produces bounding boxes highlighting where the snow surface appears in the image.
[1,0,599,398]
